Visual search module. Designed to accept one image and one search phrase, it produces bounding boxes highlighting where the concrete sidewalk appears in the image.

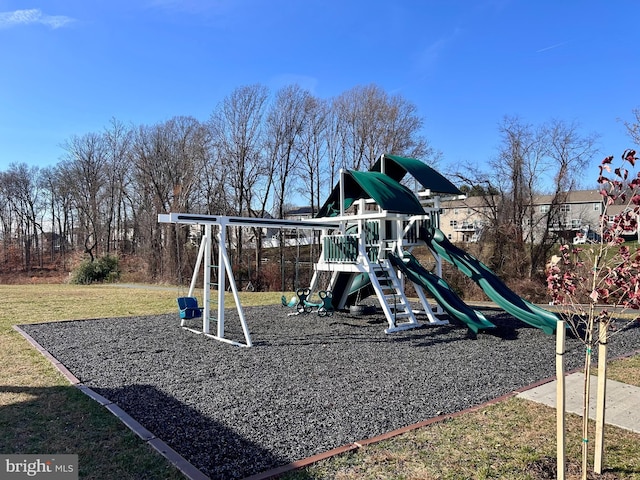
[517,373,640,434]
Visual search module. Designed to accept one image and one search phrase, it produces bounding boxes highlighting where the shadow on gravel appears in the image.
[481,325,520,340]
[92,384,285,480]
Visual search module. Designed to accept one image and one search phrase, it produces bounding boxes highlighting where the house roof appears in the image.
[285,206,315,216]
[441,190,604,209]
[535,190,602,205]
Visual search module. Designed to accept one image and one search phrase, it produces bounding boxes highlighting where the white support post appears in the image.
[219,235,252,347]
[339,169,345,217]
[433,196,441,230]
[216,226,227,338]
[357,199,366,262]
[203,224,212,335]
[309,269,319,293]
[412,283,442,324]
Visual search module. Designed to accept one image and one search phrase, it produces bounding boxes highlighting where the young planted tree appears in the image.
[546,149,640,478]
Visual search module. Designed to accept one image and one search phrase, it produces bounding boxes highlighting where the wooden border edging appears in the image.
[246,347,640,480]
[14,323,640,480]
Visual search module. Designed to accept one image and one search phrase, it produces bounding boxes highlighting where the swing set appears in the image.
[159,212,340,347]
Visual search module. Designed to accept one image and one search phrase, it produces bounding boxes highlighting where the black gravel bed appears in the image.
[20,305,640,479]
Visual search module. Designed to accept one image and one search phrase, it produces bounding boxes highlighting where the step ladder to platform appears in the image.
[368,259,421,333]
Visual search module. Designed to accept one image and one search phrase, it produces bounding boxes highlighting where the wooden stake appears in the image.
[594,322,608,474]
[556,320,566,480]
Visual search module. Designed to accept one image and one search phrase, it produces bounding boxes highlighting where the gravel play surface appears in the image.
[20,305,640,479]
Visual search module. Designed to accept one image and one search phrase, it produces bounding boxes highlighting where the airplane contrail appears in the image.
[536,41,569,53]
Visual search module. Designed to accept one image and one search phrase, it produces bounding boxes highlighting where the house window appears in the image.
[454,208,459,215]
[560,204,571,213]
[449,220,458,227]
[540,205,550,213]
[593,203,601,211]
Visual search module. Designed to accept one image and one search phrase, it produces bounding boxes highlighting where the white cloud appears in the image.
[0,9,75,29]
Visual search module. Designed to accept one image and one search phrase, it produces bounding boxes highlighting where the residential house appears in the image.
[439,190,606,244]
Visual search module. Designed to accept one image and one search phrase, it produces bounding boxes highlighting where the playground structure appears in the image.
[159,154,558,347]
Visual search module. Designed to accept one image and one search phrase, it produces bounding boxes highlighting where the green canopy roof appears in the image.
[371,154,462,195]
[317,170,425,218]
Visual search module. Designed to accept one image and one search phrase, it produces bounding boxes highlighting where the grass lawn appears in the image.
[1,284,639,479]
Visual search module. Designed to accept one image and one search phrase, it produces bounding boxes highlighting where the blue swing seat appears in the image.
[177,297,203,320]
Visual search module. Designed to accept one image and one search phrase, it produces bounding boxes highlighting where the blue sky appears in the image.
[1,0,639,181]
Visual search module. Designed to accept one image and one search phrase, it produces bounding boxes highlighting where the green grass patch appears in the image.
[1,284,639,479]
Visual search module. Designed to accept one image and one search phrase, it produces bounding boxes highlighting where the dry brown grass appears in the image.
[284,393,640,479]
[1,284,638,479]
[608,353,640,387]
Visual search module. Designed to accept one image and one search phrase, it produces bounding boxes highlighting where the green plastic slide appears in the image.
[421,227,559,335]
[388,252,495,333]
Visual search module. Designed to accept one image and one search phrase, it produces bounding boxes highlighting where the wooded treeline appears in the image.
[0,83,435,282]
[3,78,636,288]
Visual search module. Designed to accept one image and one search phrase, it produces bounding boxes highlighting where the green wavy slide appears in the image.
[421,227,559,335]
[388,252,495,333]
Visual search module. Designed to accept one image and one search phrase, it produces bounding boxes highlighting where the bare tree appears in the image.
[455,116,598,279]
[297,95,330,215]
[60,132,109,262]
[39,166,74,265]
[210,84,269,216]
[201,141,232,215]
[264,84,315,291]
[331,84,435,171]
[266,84,312,218]
[623,107,640,145]
[210,84,269,273]
[131,116,210,281]
[527,119,599,275]
[0,173,14,265]
[103,118,133,254]
[0,163,45,269]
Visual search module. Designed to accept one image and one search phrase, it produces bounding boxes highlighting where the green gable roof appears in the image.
[371,154,462,195]
[317,170,426,217]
